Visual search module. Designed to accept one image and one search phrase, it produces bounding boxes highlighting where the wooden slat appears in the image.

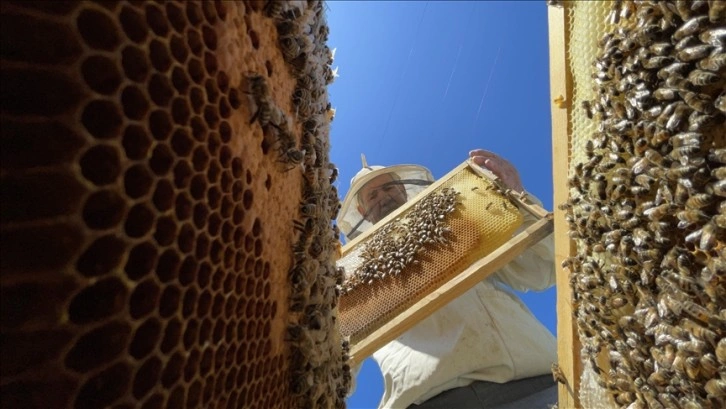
[349,215,554,365]
[548,3,581,408]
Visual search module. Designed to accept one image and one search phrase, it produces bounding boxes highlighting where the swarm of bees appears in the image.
[341,188,460,294]
[261,1,351,407]
[561,1,725,408]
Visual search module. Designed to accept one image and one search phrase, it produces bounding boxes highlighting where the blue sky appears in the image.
[325,2,556,408]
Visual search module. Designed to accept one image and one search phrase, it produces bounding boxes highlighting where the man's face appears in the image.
[356,174,408,224]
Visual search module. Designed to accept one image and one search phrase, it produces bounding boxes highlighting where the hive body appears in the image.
[562,1,726,408]
[0,1,347,408]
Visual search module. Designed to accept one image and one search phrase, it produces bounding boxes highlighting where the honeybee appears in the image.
[709,0,726,23]
[677,44,714,62]
[699,27,726,47]
[697,52,726,72]
[687,69,720,86]
[281,147,305,168]
[715,92,726,113]
[674,15,709,40]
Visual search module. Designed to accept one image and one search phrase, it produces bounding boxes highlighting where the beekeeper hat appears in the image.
[337,154,435,241]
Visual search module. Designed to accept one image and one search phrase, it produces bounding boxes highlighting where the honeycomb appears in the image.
[0,1,348,408]
[338,165,523,344]
[561,1,726,408]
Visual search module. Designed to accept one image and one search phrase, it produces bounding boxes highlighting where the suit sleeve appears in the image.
[491,191,555,292]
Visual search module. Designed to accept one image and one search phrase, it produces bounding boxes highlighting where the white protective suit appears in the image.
[367,192,557,409]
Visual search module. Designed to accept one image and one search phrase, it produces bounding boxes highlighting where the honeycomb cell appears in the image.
[171,66,190,94]
[75,362,131,409]
[179,254,197,284]
[204,106,220,130]
[219,96,231,119]
[158,285,181,318]
[254,280,263,299]
[265,174,272,190]
[202,376,214,405]
[228,87,241,110]
[190,174,207,200]
[171,128,194,157]
[211,293,225,317]
[123,241,157,281]
[190,91,205,116]
[132,356,162,399]
[144,3,169,36]
[82,99,123,139]
[76,234,126,278]
[185,2,203,25]
[149,39,172,73]
[152,179,175,212]
[184,348,200,381]
[197,261,212,288]
[171,96,191,125]
[80,144,122,186]
[149,144,174,175]
[65,320,130,372]
[187,380,202,409]
[197,289,212,318]
[183,318,199,350]
[221,197,233,219]
[248,28,259,50]
[160,318,182,354]
[186,28,203,57]
[1,68,82,116]
[156,248,181,283]
[148,74,174,107]
[2,329,74,378]
[265,60,273,77]
[204,78,220,104]
[192,146,209,172]
[1,170,85,223]
[244,234,254,254]
[161,351,184,387]
[226,367,237,393]
[199,319,212,347]
[201,25,217,51]
[208,212,222,237]
[125,203,155,238]
[207,133,221,158]
[81,55,122,94]
[201,1,217,23]
[223,247,234,269]
[243,189,254,210]
[168,385,186,409]
[218,120,231,143]
[0,12,82,64]
[264,282,271,298]
[1,118,85,170]
[68,277,127,324]
[245,170,252,184]
[182,287,198,319]
[207,186,222,210]
[122,45,150,83]
[166,1,187,33]
[123,124,152,160]
[83,189,126,230]
[187,57,204,84]
[76,8,120,51]
[173,160,193,189]
[129,317,161,359]
[231,157,243,178]
[129,279,160,319]
[154,216,178,246]
[210,266,224,291]
[121,84,150,120]
[212,319,225,343]
[119,5,148,43]
[175,193,193,222]
[224,295,236,319]
[141,394,164,409]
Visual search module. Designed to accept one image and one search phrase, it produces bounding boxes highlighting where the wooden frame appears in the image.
[342,160,555,365]
[548,3,582,408]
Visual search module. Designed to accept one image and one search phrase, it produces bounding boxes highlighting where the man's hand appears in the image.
[469,149,524,193]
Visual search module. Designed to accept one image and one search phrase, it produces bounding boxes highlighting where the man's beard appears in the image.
[377,198,402,219]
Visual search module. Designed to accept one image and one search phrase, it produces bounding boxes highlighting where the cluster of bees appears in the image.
[260,1,350,407]
[561,1,725,408]
[341,188,459,294]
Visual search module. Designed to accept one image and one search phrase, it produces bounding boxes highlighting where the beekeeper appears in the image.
[338,150,558,409]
